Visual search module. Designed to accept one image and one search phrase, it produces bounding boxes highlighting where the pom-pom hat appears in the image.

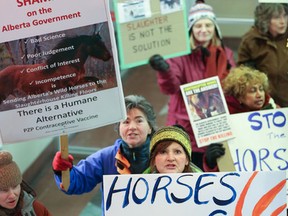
[150,126,192,160]
[0,151,22,191]
[188,1,222,39]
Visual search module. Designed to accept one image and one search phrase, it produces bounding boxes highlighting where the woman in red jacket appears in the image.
[149,0,235,169]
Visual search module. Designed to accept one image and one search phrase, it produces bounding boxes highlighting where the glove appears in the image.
[52,151,74,171]
[205,143,225,169]
[149,54,170,72]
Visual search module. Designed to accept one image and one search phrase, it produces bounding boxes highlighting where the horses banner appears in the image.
[218,108,288,204]
[114,0,190,69]
[103,171,287,216]
[0,0,126,143]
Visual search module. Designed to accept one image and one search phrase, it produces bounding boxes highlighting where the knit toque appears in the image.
[150,126,192,160]
[188,1,222,39]
[0,151,22,191]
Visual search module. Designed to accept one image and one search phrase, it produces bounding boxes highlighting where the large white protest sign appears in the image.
[224,108,288,204]
[103,171,287,216]
[0,0,126,143]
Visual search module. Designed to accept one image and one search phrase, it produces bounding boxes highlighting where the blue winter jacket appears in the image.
[54,139,123,215]
[54,138,150,215]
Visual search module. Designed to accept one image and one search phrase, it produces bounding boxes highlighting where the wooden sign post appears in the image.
[217,141,236,171]
[60,135,70,191]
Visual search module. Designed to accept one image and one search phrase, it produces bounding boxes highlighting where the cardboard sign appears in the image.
[103,171,287,216]
[114,0,190,69]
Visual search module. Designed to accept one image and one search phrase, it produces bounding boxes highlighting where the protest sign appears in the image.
[0,0,126,143]
[114,0,190,69]
[180,76,234,147]
[103,171,287,216]
[220,108,288,203]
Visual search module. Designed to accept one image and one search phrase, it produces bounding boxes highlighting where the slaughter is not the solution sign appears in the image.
[0,0,126,143]
[114,0,190,69]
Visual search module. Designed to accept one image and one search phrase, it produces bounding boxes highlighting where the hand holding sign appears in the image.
[52,151,74,171]
[52,135,73,191]
[205,143,225,169]
[149,54,170,72]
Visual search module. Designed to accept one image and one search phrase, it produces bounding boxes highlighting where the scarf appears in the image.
[203,45,230,80]
[225,94,275,114]
[120,137,151,174]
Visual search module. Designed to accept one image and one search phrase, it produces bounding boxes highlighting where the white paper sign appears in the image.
[227,108,288,204]
[103,171,287,216]
[0,0,126,143]
[180,76,234,147]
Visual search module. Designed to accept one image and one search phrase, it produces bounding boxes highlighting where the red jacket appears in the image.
[156,46,235,154]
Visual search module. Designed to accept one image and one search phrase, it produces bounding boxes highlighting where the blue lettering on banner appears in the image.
[152,175,172,204]
[171,174,193,203]
[234,148,288,171]
[105,173,241,214]
[106,176,132,209]
[215,173,237,205]
[132,177,149,204]
[248,111,286,131]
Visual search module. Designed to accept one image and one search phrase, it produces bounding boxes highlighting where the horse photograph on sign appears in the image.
[0,23,117,111]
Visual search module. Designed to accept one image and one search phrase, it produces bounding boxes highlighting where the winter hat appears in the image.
[188,0,222,39]
[0,151,22,191]
[150,125,192,160]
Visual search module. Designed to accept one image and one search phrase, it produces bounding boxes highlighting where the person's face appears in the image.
[269,11,288,37]
[240,84,265,110]
[192,18,215,46]
[119,108,152,148]
[154,142,189,173]
[0,184,21,209]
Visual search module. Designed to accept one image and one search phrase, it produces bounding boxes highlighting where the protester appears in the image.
[52,94,157,215]
[149,0,235,169]
[223,65,279,113]
[238,3,288,107]
[0,151,51,216]
[204,65,279,171]
[144,125,202,174]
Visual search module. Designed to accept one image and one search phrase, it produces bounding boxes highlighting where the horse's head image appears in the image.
[87,33,111,61]
[0,23,114,109]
